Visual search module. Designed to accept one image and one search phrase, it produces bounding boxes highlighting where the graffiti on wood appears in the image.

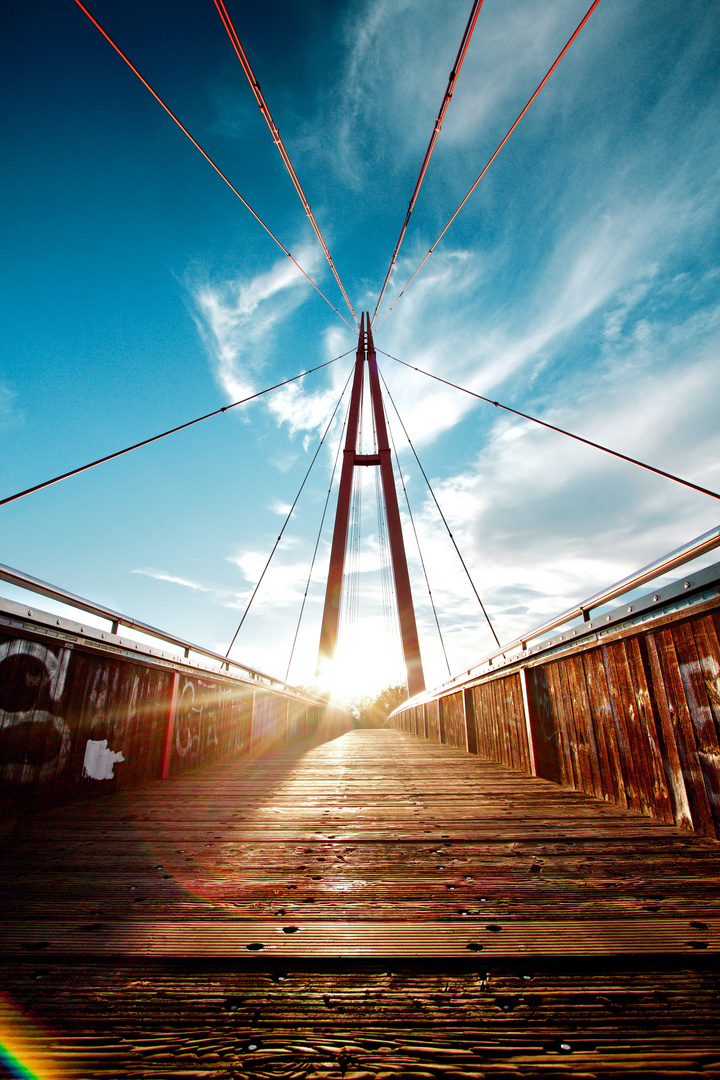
[82,739,125,780]
[0,639,72,785]
[390,604,720,839]
[0,624,332,808]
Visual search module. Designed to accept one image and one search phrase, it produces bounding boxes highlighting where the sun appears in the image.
[315,621,407,704]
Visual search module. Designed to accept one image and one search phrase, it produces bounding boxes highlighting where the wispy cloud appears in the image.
[401,312,720,677]
[191,248,321,401]
[227,547,315,607]
[333,0,617,189]
[190,248,353,437]
[373,66,720,452]
[0,384,20,433]
[132,568,245,605]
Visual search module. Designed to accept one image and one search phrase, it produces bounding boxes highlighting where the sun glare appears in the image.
[0,993,68,1080]
[316,621,406,704]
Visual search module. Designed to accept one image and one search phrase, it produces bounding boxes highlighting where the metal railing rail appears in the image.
[432,522,720,695]
[0,561,325,703]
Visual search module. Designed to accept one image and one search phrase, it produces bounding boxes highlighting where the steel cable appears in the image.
[72,0,354,330]
[213,0,358,328]
[376,0,603,328]
[372,0,485,324]
[1,353,352,509]
[381,350,720,503]
[340,469,362,631]
[285,379,352,683]
[384,396,452,677]
[226,364,353,657]
[375,465,400,649]
[378,368,501,649]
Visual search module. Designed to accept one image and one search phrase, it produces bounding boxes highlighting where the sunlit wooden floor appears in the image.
[1,728,719,1077]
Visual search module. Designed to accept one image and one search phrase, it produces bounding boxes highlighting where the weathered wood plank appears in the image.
[0,915,717,958]
[2,962,719,1078]
[651,625,717,836]
[1,728,719,1077]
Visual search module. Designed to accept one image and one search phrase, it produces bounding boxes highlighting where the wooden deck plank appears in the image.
[2,729,719,1076]
[2,962,720,1078]
[2,730,718,956]
[1,916,717,957]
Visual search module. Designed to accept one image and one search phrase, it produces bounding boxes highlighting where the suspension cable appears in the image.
[226,366,352,657]
[375,465,398,642]
[378,368,501,648]
[212,0,358,328]
[372,0,485,325]
[381,351,720,503]
[384,392,452,676]
[376,0,603,328]
[341,467,363,630]
[1,353,352,509]
[72,0,354,331]
[285,384,351,682]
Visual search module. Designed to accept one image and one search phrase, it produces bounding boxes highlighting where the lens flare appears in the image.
[0,994,69,1080]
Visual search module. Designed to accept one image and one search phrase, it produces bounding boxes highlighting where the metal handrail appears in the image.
[0,561,326,703]
[433,522,720,695]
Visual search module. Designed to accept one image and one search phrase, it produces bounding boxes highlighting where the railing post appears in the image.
[160,671,179,780]
[463,687,477,755]
[519,668,537,776]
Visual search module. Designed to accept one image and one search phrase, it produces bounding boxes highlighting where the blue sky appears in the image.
[2,0,719,697]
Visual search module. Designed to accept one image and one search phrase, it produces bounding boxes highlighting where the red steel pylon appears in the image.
[316,314,425,697]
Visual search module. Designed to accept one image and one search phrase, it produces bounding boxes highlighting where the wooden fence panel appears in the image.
[469,675,529,770]
[251,690,289,752]
[542,660,579,789]
[523,666,563,784]
[623,637,675,821]
[463,689,477,755]
[0,635,75,788]
[440,692,465,750]
[581,647,626,806]
[645,615,720,838]
[410,706,421,737]
[386,599,720,839]
[502,674,531,772]
[0,624,337,810]
[288,699,306,742]
[684,612,720,827]
[470,682,496,761]
[425,699,440,743]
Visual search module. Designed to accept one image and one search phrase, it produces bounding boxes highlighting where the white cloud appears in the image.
[266,379,343,436]
[334,0,615,189]
[190,248,356,439]
[401,321,720,683]
[181,1,720,690]
[191,248,321,402]
[270,500,293,516]
[132,568,244,604]
[372,81,720,453]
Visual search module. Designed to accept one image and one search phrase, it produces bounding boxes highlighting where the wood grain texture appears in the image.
[2,962,719,1078]
[0,624,347,811]
[1,729,719,1076]
[395,597,720,840]
[2,730,718,951]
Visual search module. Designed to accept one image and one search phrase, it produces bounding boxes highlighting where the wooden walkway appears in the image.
[1,728,719,1076]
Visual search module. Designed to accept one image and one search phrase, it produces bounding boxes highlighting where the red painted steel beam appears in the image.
[316,316,367,677]
[317,314,425,695]
[366,322,425,697]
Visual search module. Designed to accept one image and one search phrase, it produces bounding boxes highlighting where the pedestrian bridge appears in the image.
[1,558,719,1077]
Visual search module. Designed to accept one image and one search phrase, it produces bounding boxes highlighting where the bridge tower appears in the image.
[316,314,425,697]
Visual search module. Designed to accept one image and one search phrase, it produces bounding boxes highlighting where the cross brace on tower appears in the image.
[316,314,425,697]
